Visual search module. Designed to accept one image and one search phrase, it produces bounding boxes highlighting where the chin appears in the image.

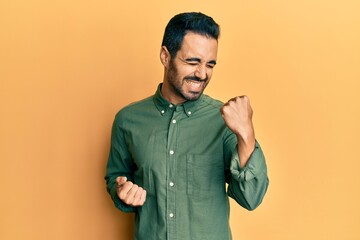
[185,92,202,101]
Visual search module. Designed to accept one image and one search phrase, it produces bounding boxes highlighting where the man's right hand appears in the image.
[116,176,147,207]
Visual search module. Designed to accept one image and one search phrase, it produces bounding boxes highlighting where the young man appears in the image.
[105,12,269,240]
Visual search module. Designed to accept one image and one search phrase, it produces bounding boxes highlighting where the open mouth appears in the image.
[185,79,206,92]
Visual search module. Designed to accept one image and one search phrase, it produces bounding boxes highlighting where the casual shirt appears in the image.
[105,84,269,240]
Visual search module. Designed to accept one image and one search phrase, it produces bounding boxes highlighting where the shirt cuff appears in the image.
[110,184,137,213]
[229,141,266,182]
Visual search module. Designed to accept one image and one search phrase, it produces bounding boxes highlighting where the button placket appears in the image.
[166,109,182,237]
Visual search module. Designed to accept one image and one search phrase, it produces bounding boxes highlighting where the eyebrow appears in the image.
[184,57,217,65]
[208,60,217,65]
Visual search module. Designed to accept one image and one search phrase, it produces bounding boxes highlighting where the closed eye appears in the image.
[208,60,217,68]
[187,62,199,66]
[180,57,217,68]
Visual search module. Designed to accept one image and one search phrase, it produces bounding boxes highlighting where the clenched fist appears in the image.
[116,176,147,207]
[221,96,256,167]
[221,96,254,137]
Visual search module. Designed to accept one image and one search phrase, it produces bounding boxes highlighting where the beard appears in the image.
[167,59,208,102]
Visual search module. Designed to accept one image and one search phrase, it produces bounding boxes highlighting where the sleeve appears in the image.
[225,132,269,211]
[104,113,136,213]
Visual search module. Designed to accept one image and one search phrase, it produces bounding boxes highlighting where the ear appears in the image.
[160,46,171,68]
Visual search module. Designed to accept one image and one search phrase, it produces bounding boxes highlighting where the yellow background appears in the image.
[1,0,359,239]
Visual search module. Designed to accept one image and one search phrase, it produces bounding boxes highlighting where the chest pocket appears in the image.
[187,153,226,198]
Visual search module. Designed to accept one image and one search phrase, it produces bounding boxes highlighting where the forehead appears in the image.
[177,32,218,59]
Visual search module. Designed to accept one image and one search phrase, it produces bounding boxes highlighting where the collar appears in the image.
[153,83,204,117]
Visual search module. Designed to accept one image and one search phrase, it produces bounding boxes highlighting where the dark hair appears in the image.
[161,12,220,58]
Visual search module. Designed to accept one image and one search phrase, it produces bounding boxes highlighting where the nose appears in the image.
[194,64,207,80]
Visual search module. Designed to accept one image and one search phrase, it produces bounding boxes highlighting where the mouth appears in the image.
[185,79,205,92]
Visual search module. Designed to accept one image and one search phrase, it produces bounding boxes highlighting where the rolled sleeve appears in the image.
[227,141,269,210]
[108,180,136,213]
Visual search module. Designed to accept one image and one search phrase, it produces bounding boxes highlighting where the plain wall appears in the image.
[1,0,359,239]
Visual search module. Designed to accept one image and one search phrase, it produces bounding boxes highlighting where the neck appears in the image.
[161,81,186,105]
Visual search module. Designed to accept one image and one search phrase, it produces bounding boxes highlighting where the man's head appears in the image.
[160,12,220,104]
[161,12,220,59]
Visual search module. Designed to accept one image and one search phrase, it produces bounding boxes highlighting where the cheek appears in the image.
[178,65,197,78]
[206,69,213,78]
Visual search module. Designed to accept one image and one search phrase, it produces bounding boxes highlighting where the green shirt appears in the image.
[105,84,269,240]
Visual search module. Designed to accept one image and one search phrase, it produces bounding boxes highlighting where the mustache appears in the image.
[184,76,208,82]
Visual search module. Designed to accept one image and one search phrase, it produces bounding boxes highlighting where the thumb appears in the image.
[121,176,127,183]
[116,176,127,185]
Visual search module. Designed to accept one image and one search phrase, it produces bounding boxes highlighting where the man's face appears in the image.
[163,32,218,104]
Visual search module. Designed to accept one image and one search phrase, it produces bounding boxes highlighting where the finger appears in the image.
[237,95,250,105]
[236,95,247,99]
[227,98,239,108]
[134,190,147,206]
[132,187,145,206]
[220,105,231,115]
[116,177,128,194]
[229,96,242,103]
[139,190,147,206]
[118,181,134,200]
[123,184,139,205]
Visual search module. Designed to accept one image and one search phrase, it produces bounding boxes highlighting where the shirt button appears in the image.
[188,111,192,115]
[161,110,165,114]
[169,182,174,187]
[169,104,173,108]
[172,119,176,124]
[169,213,174,218]
[169,150,174,155]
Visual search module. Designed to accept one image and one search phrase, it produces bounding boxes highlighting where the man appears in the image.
[105,12,269,240]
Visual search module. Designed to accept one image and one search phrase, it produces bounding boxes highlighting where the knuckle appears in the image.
[137,198,144,205]
[229,99,236,106]
[120,189,128,196]
[124,182,132,189]
[124,196,133,204]
[237,95,247,101]
[119,193,126,200]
